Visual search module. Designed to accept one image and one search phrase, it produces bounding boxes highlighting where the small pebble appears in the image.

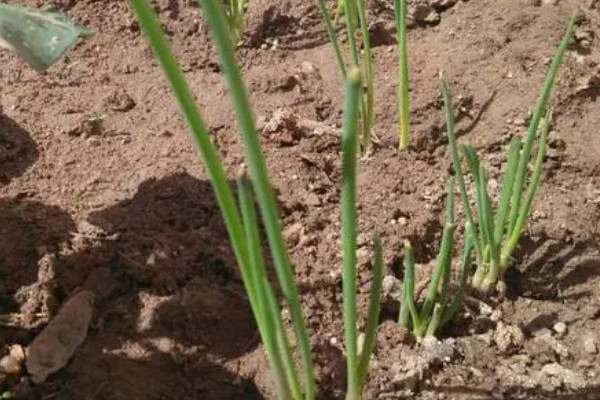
[398,217,409,226]
[583,334,598,354]
[513,117,527,127]
[0,355,21,375]
[553,322,567,336]
[490,309,503,322]
[86,136,101,147]
[9,345,25,362]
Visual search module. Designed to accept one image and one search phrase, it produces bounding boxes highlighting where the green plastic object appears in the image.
[0,3,92,71]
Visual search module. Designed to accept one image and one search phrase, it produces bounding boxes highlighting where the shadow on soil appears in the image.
[0,198,76,345]
[506,235,600,302]
[0,112,39,184]
[1,173,267,399]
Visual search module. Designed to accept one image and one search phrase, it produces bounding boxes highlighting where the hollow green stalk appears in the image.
[129,0,315,397]
[340,0,370,154]
[340,67,362,400]
[225,0,245,44]
[441,222,473,326]
[333,0,345,25]
[357,232,384,393]
[420,178,455,325]
[196,0,316,397]
[493,137,521,245]
[399,241,421,331]
[440,75,483,264]
[314,0,346,78]
[355,0,375,152]
[501,111,551,269]
[476,166,500,291]
[394,0,410,151]
[507,17,574,234]
[238,176,295,400]
[399,179,467,339]
[240,178,303,399]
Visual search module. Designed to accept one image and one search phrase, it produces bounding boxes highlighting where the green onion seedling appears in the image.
[129,1,384,398]
[398,179,474,338]
[315,0,375,154]
[393,0,410,151]
[224,0,245,45]
[440,17,574,293]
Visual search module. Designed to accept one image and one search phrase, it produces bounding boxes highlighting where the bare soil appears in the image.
[1,0,600,399]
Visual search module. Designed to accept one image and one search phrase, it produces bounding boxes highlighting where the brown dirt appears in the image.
[1,0,600,399]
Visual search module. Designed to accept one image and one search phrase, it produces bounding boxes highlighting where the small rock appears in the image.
[86,136,101,147]
[27,291,95,384]
[9,345,25,363]
[494,322,525,353]
[479,301,493,316]
[542,0,558,4]
[304,192,320,207]
[548,130,566,150]
[62,116,103,138]
[283,223,303,247]
[539,363,585,390]
[553,322,567,336]
[410,4,440,24]
[513,117,528,127]
[357,232,369,247]
[534,330,570,359]
[105,88,136,112]
[368,20,397,46]
[398,217,409,226]
[574,29,594,48]
[582,333,598,354]
[381,275,402,302]
[430,0,458,8]
[300,61,318,76]
[422,337,457,364]
[490,309,503,322]
[0,355,22,375]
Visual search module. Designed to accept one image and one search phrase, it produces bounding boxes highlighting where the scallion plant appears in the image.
[315,0,375,153]
[393,0,410,151]
[224,0,245,45]
[398,178,474,338]
[128,0,384,398]
[440,18,574,294]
